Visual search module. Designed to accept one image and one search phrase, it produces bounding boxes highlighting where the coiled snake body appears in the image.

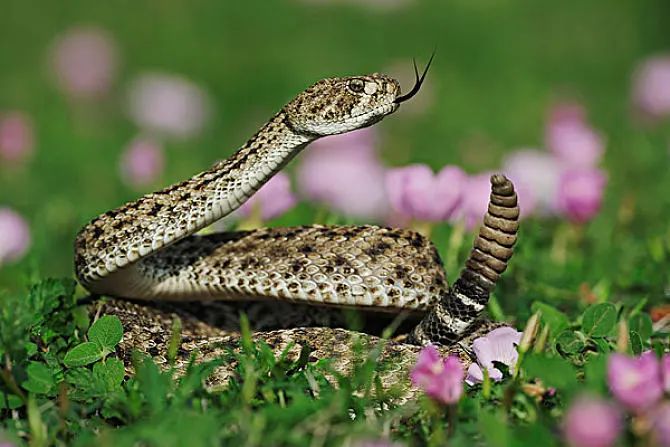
[75,69,519,390]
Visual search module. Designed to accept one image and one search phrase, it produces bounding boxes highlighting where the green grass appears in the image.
[1,0,670,445]
[0,277,666,446]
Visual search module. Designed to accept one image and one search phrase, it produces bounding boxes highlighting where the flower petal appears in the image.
[465,363,484,385]
[607,352,663,412]
[563,395,622,447]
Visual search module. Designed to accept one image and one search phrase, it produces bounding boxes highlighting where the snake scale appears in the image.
[74,63,520,392]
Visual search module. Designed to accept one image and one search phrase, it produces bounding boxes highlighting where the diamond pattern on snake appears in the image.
[74,58,520,394]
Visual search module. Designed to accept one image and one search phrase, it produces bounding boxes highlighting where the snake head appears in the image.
[284,74,401,136]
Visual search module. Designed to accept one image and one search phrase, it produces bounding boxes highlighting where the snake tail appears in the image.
[409,174,519,345]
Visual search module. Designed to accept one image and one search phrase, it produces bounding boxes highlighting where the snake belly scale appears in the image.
[74,68,520,389]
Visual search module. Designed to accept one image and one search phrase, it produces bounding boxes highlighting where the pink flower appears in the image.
[127,73,212,139]
[297,128,389,219]
[410,345,464,405]
[563,396,622,447]
[466,327,522,385]
[502,149,562,217]
[49,26,119,100]
[663,354,670,392]
[238,172,297,220]
[607,352,663,412]
[555,168,607,223]
[0,112,34,164]
[454,172,494,230]
[632,55,670,120]
[0,208,30,265]
[385,164,466,222]
[548,101,587,124]
[546,102,604,168]
[119,137,164,188]
[652,402,670,447]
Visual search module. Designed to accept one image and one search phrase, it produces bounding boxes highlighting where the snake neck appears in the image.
[75,111,315,291]
[408,174,520,346]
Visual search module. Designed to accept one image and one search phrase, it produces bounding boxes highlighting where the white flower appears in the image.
[465,327,522,385]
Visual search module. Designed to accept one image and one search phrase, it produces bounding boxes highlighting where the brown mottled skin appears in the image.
[75,70,519,395]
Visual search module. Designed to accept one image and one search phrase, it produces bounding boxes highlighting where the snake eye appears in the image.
[348,79,365,94]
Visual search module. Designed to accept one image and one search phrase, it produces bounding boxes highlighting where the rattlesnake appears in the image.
[75,62,519,391]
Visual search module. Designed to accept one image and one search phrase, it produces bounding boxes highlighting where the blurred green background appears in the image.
[1,0,669,315]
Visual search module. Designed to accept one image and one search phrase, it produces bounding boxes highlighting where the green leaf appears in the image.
[22,362,56,394]
[582,303,617,337]
[629,297,648,317]
[513,423,558,447]
[628,313,652,342]
[653,340,666,357]
[93,358,125,391]
[479,411,510,447]
[27,395,47,447]
[584,354,607,392]
[166,317,182,365]
[65,368,93,388]
[629,331,643,355]
[592,338,611,354]
[239,313,253,354]
[556,330,586,354]
[88,315,123,351]
[65,367,104,401]
[0,393,23,410]
[135,356,171,415]
[523,353,578,391]
[72,306,91,333]
[63,342,104,368]
[27,278,76,329]
[531,302,569,334]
